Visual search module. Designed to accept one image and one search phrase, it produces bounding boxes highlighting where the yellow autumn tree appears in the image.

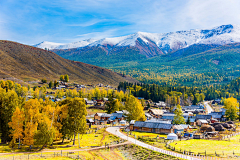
[23,120,38,149]
[224,97,239,121]
[8,106,25,149]
[34,104,56,148]
[125,95,146,122]
[23,99,41,149]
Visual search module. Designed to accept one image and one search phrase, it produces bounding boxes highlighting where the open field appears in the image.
[169,135,240,158]
[124,131,167,138]
[0,149,126,160]
[0,144,188,160]
[0,128,120,153]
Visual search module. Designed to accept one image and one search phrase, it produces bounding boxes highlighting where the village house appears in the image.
[94,111,126,125]
[96,100,105,106]
[196,119,209,126]
[196,115,212,121]
[172,125,184,134]
[182,105,205,113]
[155,101,167,109]
[86,100,94,106]
[180,124,193,132]
[145,113,153,120]
[129,120,135,130]
[148,109,164,118]
[132,121,173,134]
[208,111,225,122]
[189,118,196,126]
[94,113,105,121]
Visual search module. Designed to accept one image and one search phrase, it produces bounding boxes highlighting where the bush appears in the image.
[9,139,17,148]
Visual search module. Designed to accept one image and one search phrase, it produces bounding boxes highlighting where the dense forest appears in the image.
[54,43,240,86]
[118,77,240,105]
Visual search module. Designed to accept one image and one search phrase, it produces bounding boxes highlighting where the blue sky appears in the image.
[1,0,240,45]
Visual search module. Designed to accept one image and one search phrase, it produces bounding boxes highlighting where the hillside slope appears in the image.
[0,40,138,86]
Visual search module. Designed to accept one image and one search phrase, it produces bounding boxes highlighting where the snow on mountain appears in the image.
[34,39,97,50]
[35,24,240,54]
[34,41,64,50]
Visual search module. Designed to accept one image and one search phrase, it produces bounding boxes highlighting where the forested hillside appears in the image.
[118,76,240,104]
[54,42,240,86]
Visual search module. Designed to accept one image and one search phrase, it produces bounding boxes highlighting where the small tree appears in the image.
[60,75,64,81]
[49,81,53,88]
[173,104,185,124]
[54,80,59,87]
[186,117,190,125]
[64,75,69,82]
[41,78,47,83]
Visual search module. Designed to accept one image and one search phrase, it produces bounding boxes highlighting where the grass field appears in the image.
[125,131,167,138]
[0,149,127,160]
[0,144,188,160]
[169,136,240,158]
[0,128,120,153]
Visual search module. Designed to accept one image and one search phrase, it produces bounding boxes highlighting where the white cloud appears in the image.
[2,0,240,44]
[75,29,117,40]
[68,19,105,27]
[174,0,240,31]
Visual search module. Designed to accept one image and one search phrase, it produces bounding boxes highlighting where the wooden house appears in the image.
[132,121,173,134]
[173,125,184,134]
[94,113,105,121]
[148,109,164,118]
[180,124,193,132]
[129,120,135,131]
[197,119,208,126]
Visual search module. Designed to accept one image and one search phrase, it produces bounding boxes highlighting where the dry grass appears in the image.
[0,40,138,86]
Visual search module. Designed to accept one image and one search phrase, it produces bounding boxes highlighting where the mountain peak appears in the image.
[35,24,240,53]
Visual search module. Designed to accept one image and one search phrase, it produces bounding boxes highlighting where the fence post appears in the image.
[28,154,29,160]
[41,152,42,158]
[61,150,62,156]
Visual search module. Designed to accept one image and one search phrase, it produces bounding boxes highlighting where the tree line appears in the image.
[118,77,240,105]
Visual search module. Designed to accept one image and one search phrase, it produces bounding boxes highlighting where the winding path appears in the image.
[204,101,213,114]
[106,126,201,160]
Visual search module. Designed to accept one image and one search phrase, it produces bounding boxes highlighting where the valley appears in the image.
[35,24,240,86]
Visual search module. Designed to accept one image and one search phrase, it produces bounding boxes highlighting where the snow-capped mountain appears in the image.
[34,39,97,50]
[35,24,240,56]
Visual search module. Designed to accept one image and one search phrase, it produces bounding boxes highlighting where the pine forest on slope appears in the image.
[53,42,240,86]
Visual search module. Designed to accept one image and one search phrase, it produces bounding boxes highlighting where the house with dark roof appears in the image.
[196,115,212,120]
[132,121,173,134]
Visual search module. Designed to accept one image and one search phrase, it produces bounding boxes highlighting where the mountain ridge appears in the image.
[35,24,240,57]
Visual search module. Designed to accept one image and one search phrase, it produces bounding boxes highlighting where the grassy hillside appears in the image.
[0,40,138,86]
